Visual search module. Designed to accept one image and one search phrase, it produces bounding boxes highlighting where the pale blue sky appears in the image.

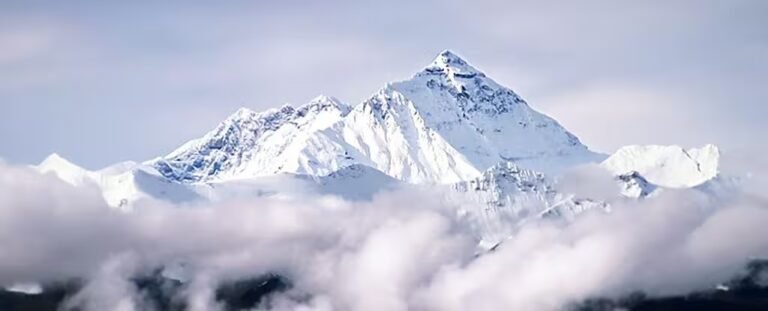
[1,0,766,168]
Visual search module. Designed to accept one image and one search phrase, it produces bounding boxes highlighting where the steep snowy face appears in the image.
[152,95,352,182]
[312,50,602,183]
[448,162,607,248]
[410,51,598,166]
[602,144,719,188]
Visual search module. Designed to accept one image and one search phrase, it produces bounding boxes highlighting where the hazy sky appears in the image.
[1,0,766,168]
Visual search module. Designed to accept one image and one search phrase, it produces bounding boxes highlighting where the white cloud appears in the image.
[1,159,768,310]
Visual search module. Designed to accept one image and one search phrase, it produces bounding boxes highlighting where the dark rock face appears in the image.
[0,281,80,311]
[0,273,290,311]
[577,260,768,311]
[215,275,291,311]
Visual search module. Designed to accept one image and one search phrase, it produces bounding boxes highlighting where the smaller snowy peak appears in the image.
[36,153,91,185]
[38,153,77,170]
[153,97,352,183]
[602,144,720,188]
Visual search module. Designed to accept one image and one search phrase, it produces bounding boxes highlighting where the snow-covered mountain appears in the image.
[151,50,603,185]
[31,51,730,246]
[20,50,750,310]
[304,50,604,183]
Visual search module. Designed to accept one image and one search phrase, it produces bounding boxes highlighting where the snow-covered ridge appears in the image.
[602,144,719,188]
[35,154,203,209]
[36,153,93,185]
[151,95,352,183]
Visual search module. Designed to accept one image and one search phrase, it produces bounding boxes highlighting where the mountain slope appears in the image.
[36,153,94,185]
[151,95,352,182]
[448,162,608,248]
[297,50,605,183]
[35,155,204,209]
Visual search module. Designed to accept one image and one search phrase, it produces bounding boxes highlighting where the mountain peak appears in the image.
[309,94,340,104]
[40,152,68,165]
[422,49,483,78]
[36,153,91,185]
[38,153,84,173]
[433,49,467,66]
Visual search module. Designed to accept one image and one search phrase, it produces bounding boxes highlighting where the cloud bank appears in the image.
[1,161,767,310]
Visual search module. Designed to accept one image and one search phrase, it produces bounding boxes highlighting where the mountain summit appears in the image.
[422,50,484,77]
[151,51,603,184]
